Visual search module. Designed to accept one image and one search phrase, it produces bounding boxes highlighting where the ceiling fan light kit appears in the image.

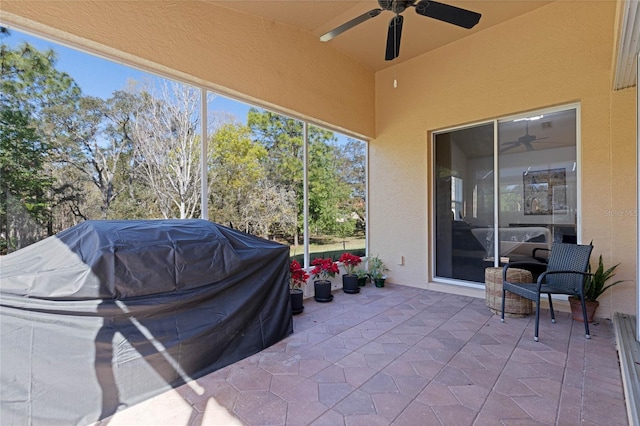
[320,0,481,61]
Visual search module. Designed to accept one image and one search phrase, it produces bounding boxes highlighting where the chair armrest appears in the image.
[532,247,550,263]
[503,261,547,283]
[536,270,593,291]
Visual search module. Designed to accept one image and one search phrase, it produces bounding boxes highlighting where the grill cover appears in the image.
[0,219,292,425]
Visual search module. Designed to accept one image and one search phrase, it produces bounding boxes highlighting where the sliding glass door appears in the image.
[433,106,578,285]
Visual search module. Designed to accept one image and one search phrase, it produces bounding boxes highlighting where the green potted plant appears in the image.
[368,255,388,288]
[311,257,339,302]
[569,255,626,322]
[339,252,362,294]
[356,268,369,286]
[289,260,308,315]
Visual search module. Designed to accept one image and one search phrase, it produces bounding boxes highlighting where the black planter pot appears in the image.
[374,278,386,288]
[342,274,360,294]
[290,289,304,315]
[314,280,333,302]
[357,276,367,286]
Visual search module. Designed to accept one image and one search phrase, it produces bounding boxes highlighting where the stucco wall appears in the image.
[371,0,637,317]
[0,1,375,139]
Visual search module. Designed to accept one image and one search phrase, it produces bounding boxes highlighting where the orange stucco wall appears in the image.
[371,0,637,317]
[0,1,375,139]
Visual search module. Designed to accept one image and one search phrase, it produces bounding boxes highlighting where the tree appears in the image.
[247,110,357,242]
[247,109,304,243]
[307,133,351,236]
[131,81,202,219]
[247,108,304,187]
[0,31,84,250]
[337,138,366,234]
[240,180,297,239]
[208,121,267,227]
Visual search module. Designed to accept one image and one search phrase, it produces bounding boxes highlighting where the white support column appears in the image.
[200,88,208,220]
[303,122,309,268]
[365,141,369,258]
[493,120,499,265]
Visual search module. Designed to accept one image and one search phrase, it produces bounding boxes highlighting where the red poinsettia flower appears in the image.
[310,257,339,281]
[290,260,309,290]
[338,252,362,275]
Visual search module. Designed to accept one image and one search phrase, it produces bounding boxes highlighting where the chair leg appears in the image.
[501,288,506,323]
[580,296,591,339]
[534,295,541,342]
[548,294,556,323]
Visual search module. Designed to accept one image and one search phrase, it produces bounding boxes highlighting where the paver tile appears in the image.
[98,285,629,426]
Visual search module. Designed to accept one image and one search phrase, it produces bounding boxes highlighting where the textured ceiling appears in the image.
[210,0,555,71]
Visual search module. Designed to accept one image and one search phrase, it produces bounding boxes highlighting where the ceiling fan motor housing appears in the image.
[378,0,416,14]
[378,0,394,11]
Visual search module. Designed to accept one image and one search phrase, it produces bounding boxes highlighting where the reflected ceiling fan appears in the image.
[500,121,551,153]
[320,0,482,61]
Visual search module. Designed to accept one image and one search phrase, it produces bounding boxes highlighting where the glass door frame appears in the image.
[430,103,581,288]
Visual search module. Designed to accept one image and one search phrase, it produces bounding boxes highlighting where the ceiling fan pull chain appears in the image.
[394,66,398,88]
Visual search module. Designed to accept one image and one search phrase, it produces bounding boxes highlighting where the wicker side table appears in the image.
[485,267,533,317]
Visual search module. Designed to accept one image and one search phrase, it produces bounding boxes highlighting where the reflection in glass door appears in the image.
[498,109,577,262]
[434,123,494,283]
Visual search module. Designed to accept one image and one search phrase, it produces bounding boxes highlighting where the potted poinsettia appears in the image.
[289,260,308,315]
[311,257,339,302]
[339,252,362,294]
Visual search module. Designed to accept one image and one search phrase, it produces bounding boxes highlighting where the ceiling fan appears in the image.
[320,0,482,61]
[500,121,551,153]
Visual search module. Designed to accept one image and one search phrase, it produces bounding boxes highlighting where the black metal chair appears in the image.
[501,242,593,342]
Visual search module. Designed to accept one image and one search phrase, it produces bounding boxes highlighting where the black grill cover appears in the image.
[0,219,293,425]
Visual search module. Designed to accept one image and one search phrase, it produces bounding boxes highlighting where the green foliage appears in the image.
[209,122,266,191]
[1,34,84,249]
[307,128,352,235]
[337,139,366,232]
[334,218,357,240]
[584,255,626,302]
[247,110,362,241]
[367,255,388,280]
[209,121,268,230]
[247,108,304,186]
[356,268,370,280]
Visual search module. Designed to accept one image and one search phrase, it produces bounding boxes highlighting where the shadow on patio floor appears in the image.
[97,283,628,425]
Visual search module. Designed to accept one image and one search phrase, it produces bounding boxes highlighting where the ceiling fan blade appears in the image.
[500,145,519,154]
[385,15,404,61]
[320,8,383,42]
[501,141,521,147]
[414,0,481,29]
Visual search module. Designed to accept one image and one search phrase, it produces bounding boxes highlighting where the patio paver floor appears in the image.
[97,283,628,425]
